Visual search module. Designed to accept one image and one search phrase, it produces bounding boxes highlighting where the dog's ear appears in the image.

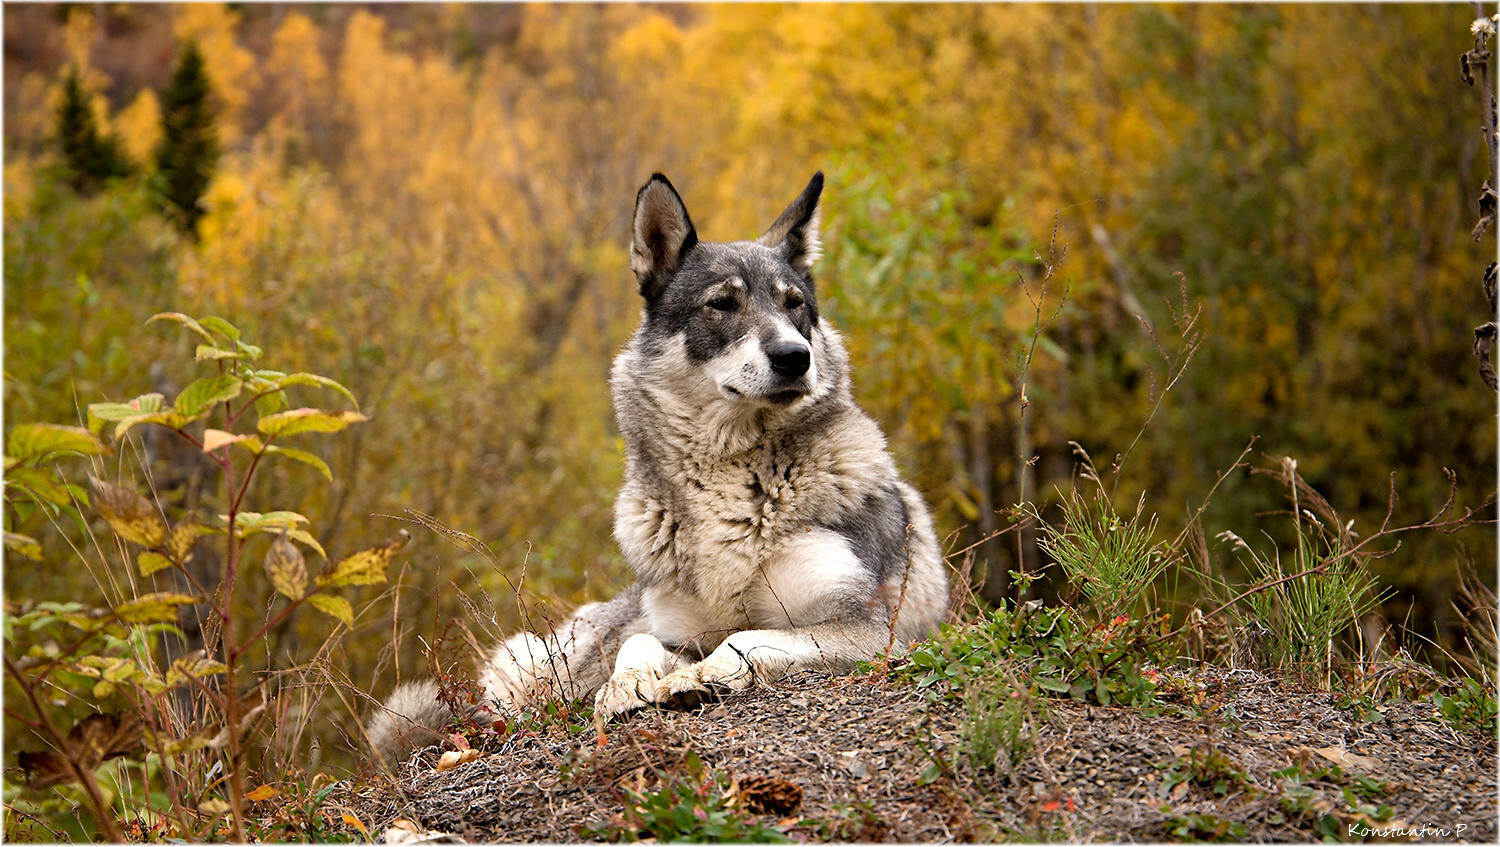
[630,174,698,300]
[758,171,823,276]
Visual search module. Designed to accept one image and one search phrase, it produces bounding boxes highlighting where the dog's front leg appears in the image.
[592,632,687,721]
[654,623,879,707]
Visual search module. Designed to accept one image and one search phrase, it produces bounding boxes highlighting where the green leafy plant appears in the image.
[582,751,791,844]
[890,601,1163,709]
[955,672,1042,781]
[1163,811,1249,842]
[1158,743,1253,800]
[3,313,404,841]
[801,800,890,842]
[1038,488,1168,620]
[1429,677,1498,735]
[1270,759,1393,839]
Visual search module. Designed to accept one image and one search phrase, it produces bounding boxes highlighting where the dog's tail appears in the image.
[366,679,477,765]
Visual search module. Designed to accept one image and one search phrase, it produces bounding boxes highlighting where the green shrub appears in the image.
[889,600,1164,709]
[3,313,403,841]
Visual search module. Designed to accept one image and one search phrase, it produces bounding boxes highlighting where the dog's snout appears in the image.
[768,343,811,378]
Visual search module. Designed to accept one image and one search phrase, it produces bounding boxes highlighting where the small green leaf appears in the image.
[307,595,353,627]
[147,312,215,345]
[267,373,361,412]
[137,551,173,577]
[175,375,243,417]
[4,531,44,561]
[257,408,368,438]
[226,511,327,558]
[114,592,198,624]
[254,391,288,417]
[88,394,168,437]
[917,762,943,785]
[235,340,263,360]
[317,530,410,588]
[113,409,199,442]
[6,424,106,462]
[197,315,241,342]
[7,466,75,506]
[195,344,243,363]
[229,510,310,533]
[264,445,333,481]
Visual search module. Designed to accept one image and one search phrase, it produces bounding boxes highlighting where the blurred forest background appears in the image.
[4,2,1495,757]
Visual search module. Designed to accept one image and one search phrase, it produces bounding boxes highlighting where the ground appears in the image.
[343,670,1497,843]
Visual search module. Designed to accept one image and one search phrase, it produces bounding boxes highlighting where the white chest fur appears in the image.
[639,526,874,653]
[614,413,894,636]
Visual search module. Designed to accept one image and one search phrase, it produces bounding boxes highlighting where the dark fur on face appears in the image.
[630,173,825,368]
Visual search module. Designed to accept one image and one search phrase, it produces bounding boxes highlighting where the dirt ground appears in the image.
[343,669,1497,843]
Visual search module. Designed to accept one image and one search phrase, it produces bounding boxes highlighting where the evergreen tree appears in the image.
[53,63,132,194]
[154,41,219,237]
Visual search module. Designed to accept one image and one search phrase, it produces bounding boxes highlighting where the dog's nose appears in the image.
[768,343,811,378]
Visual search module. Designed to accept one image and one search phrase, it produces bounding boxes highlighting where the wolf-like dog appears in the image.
[369,172,948,763]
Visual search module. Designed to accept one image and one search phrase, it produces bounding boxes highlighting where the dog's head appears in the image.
[628,172,826,409]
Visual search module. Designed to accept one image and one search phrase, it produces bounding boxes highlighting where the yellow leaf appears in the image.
[89,476,167,548]
[306,594,352,627]
[317,530,410,588]
[166,518,199,565]
[164,654,226,687]
[114,592,199,624]
[265,531,308,598]
[246,785,281,802]
[137,550,172,577]
[202,428,254,453]
[342,813,369,837]
[6,423,105,461]
[4,532,43,561]
[256,408,368,438]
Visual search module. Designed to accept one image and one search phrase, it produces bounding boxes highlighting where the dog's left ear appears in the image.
[758,171,823,276]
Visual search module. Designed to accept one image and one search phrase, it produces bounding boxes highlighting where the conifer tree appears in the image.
[154,40,219,237]
[54,63,131,194]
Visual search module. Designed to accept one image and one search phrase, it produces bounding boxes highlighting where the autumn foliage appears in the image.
[2,3,1495,834]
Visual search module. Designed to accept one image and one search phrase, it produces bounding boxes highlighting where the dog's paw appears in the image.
[654,649,755,708]
[653,667,713,710]
[592,668,660,723]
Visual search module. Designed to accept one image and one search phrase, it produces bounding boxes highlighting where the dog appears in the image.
[369,172,948,763]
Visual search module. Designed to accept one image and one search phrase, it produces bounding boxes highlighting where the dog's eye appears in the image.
[785,293,805,309]
[707,296,737,312]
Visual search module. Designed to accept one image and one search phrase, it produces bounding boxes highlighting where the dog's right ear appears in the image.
[630,174,698,300]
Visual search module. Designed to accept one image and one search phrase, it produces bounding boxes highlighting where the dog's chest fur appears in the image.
[612,373,896,648]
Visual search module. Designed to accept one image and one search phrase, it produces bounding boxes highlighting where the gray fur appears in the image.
[369,172,947,764]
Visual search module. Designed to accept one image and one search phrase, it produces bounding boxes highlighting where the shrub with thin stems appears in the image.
[1214,458,1390,685]
[1038,488,1167,621]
